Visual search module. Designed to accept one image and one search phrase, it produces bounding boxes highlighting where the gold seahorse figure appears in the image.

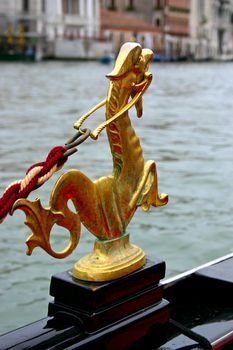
[13,42,168,281]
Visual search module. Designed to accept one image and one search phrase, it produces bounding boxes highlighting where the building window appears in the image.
[133,32,137,40]
[108,0,117,11]
[154,0,162,9]
[22,0,29,12]
[63,0,68,14]
[62,0,80,15]
[218,2,224,17]
[20,20,30,33]
[126,0,135,11]
[42,0,46,13]
[198,0,204,16]
[155,18,161,27]
[120,32,125,45]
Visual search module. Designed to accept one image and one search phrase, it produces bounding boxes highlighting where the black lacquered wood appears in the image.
[48,257,167,332]
[49,257,166,312]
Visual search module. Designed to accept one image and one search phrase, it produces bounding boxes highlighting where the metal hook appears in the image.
[62,128,91,160]
[65,128,91,150]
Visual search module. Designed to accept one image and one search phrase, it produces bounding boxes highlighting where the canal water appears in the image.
[0,60,233,334]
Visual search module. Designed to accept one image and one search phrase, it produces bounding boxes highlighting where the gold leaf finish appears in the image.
[13,42,168,281]
[73,234,145,281]
[12,198,80,258]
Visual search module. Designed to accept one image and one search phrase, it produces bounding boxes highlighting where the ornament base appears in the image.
[73,233,145,281]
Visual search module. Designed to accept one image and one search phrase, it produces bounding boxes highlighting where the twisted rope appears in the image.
[0,146,67,223]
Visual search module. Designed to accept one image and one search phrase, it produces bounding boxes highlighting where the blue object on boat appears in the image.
[100,55,113,64]
[154,53,161,62]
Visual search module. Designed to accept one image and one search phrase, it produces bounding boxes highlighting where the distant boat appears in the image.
[153,53,168,62]
[0,48,35,62]
[154,53,162,62]
[99,54,114,65]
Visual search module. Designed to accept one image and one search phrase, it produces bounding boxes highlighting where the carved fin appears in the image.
[12,198,80,259]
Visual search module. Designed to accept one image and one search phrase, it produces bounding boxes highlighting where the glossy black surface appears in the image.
[0,257,169,349]
[49,257,166,311]
[158,256,233,349]
[48,257,167,333]
[1,256,233,349]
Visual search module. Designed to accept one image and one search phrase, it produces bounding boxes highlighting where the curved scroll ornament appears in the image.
[12,42,168,282]
[12,197,80,258]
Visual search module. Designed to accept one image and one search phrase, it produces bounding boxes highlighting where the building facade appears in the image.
[100,0,155,22]
[0,0,111,60]
[0,0,46,60]
[151,0,191,59]
[100,0,191,59]
[45,0,100,41]
[100,7,162,55]
[0,0,232,60]
[190,0,233,60]
[100,0,163,55]
[48,0,109,59]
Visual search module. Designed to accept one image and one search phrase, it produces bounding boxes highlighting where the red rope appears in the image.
[0,146,67,223]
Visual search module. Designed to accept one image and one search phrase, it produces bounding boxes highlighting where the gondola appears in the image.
[0,42,232,350]
[0,253,233,349]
